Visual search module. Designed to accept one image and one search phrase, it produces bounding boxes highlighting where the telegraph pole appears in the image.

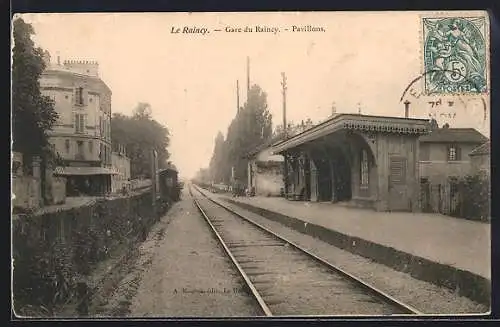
[247,56,251,98]
[281,72,289,197]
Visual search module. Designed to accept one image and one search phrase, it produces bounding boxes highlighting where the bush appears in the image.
[13,232,76,315]
[457,171,490,222]
[13,191,161,316]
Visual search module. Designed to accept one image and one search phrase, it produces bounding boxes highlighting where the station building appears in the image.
[271,114,430,212]
[245,141,284,197]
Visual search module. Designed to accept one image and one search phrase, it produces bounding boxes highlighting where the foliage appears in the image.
[12,17,59,167]
[208,132,226,183]
[208,84,273,185]
[111,103,171,178]
[13,191,164,316]
[456,171,490,221]
[13,226,76,314]
[273,118,315,139]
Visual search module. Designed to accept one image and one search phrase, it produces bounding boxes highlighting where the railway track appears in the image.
[189,184,422,317]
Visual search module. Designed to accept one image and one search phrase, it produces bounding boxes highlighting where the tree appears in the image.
[208,131,226,183]
[12,17,59,167]
[111,103,171,179]
[273,118,315,139]
[209,84,273,185]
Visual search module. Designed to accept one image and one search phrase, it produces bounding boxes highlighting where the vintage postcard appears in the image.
[11,11,491,319]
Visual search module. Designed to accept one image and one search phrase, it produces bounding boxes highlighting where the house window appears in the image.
[88,141,93,153]
[419,144,430,161]
[99,143,104,161]
[360,149,369,187]
[74,87,84,105]
[77,140,84,158]
[65,139,70,153]
[75,113,85,134]
[447,145,460,161]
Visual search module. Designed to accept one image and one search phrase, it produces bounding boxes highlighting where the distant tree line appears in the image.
[207,84,273,186]
[205,83,317,187]
[111,103,171,179]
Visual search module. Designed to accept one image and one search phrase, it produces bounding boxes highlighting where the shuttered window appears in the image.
[447,145,461,161]
[390,157,406,185]
[75,87,84,105]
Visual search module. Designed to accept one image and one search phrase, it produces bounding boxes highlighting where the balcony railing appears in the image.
[75,153,86,160]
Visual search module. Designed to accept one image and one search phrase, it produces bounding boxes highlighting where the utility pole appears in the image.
[281,72,289,197]
[247,56,251,99]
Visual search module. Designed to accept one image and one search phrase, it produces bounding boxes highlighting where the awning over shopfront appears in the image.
[54,166,118,176]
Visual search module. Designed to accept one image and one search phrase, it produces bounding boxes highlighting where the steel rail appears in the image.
[189,186,273,317]
[191,184,423,315]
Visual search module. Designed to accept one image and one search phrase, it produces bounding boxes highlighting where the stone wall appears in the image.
[52,177,67,205]
[12,176,41,211]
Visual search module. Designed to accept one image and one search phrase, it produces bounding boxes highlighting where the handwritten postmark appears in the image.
[400,70,488,123]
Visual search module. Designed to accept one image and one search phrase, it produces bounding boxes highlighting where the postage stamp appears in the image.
[422,16,488,95]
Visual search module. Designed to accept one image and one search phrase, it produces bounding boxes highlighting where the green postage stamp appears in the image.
[422,16,488,95]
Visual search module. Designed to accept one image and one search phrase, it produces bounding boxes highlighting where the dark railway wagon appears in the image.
[158,167,181,202]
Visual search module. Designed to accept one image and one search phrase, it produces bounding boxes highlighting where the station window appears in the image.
[360,149,369,188]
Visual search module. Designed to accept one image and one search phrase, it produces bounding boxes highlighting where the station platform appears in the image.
[202,191,491,305]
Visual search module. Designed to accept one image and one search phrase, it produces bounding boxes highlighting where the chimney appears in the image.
[404,100,410,118]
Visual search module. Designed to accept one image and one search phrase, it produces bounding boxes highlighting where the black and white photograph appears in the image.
[11,11,491,318]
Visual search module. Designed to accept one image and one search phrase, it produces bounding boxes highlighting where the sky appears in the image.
[18,12,490,179]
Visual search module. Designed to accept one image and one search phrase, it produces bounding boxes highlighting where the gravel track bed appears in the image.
[112,189,261,317]
[201,189,488,315]
[195,194,406,316]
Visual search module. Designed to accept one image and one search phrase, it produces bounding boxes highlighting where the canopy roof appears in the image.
[54,166,118,176]
[272,114,429,154]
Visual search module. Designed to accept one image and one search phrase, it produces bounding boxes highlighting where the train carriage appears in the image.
[158,167,181,202]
